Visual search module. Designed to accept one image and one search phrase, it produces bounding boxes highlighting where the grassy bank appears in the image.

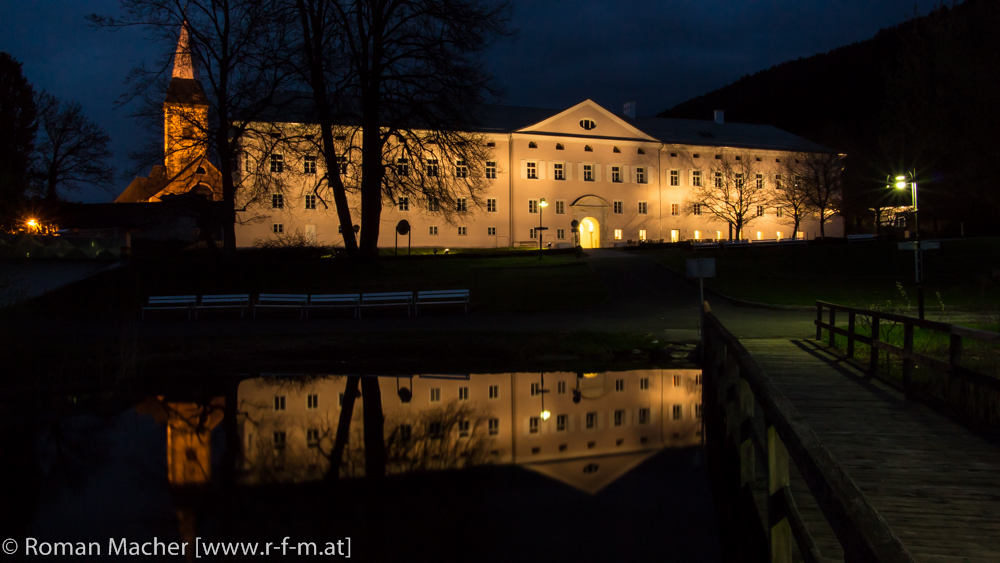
[654,237,1000,309]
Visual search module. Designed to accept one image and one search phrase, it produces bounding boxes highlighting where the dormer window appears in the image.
[580,119,596,130]
[556,143,564,150]
[613,146,621,153]
[584,145,593,152]
[528,141,537,149]
[638,148,646,155]
[195,167,206,174]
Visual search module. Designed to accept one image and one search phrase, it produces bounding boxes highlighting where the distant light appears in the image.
[541,410,551,421]
[26,218,38,228]
[895,181,907,189]
[895,175,907,181]
[539,198,548,208]
[583,372,598,378]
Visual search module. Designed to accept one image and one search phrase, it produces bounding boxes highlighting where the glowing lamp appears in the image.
[539,198,548,208]
[27,218,38,227]
[895,181,907,189]
[895,175,907,180]
[541,410,551,421]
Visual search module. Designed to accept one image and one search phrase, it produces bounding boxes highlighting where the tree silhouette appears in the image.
[688,153,771,241]
[0,52,37,218]
[33,93,116,201]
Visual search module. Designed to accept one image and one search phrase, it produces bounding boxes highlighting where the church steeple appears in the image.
[172,23,195,80]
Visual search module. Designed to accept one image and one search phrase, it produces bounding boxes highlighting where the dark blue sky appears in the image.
[1,0,945,202]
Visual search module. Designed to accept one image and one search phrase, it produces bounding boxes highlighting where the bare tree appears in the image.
[688,153,771,240]
[90,0,295,255]
[292,0,513,259]
[770,163,811,238]
[32,93,116,201]
[790,151,843,238]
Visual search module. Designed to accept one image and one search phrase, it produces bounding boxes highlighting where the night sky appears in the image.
[2,0,945,202]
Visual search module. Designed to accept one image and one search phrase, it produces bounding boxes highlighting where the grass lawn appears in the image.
[653,237,1000,310]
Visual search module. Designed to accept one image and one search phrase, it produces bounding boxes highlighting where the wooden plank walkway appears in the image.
[741,337,1000,563]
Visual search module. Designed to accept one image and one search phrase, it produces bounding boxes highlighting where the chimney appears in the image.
[713,110,724,124]
[623,101,636,119]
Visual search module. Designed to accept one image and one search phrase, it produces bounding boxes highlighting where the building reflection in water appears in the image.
[237,369,701,494]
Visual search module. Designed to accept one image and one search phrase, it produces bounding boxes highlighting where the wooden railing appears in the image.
[814,301,1000,425]
[702,304,914,563]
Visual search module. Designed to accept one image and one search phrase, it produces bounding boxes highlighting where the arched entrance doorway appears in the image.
[580,217,600,248]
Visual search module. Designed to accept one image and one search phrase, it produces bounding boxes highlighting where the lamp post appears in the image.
[891,171,924,319]
[539,373,551,421]
[537,198,548,257]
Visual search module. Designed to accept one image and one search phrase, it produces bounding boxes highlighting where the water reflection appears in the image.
[236,370,701,493]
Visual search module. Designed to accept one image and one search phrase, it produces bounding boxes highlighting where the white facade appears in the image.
[235,100,843,249]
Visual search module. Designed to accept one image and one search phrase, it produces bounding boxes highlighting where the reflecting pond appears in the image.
[9,369,722,562]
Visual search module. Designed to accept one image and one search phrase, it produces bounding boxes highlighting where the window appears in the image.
[638,201,648,214]
[338,392,344,406]
[529,417,539,434]
[580,119,596,130]
[775,174,783,189]
[271,193,284,209]
[458,420,470,437]
[672,405,683,420]
[304,155,317,174]
[557,381,566,394]
[526,161,537,179]
[307,429,320,447]
[671,203,679,216]
[274,396,286,411]
[639,229,647,240]
[487,198,497,212]
[693,203,702,216]
[485,161,497,179]
[586,412,597,429]
[398,197,409,212]
[557,228,565,239]
[530,382,541,396]
[692,170,702,186]
[273,431,286,449]
[639,148,647,155]
[640,377,649,390]
[426,158,439,177]
[458,386,469,400]
[673,374,682,387]
[696,374,702,385]
[396,158,409,176]
[776,207,784,218]
[458,226,467,236]
[614,229,622,240]
[429,422,442,438]
[528,141,537,149]
[430,388,441,402]
[307,394,319,409]
[429,225,438,235]
[714,172,723,188]
[735,173,744,189]
[583,164,594,181]
[584,145,593,152]
[715,154,722,160]
[693,153,700,159]
[756,205,765,217]
[455,159,468,178]
[615,378,625,392]
[528,200,538,214]
[614,409,625,427]
[456,198,467,212]
[694,230,701,241]
[488,226,497,236]
[555,200,565,214]
[427,198,441,212]
[272,223,283,234]
[613,200,623,214]
[639,408,650,424]
[556,143,564,150]
[489,385,499,399]
[336,155,348,174]
[489,418,499,436]
[554,163,564,180]
[399,424,412,443]
[670,170,679,186]
[556,414,567,431]
[304,194,316,210]
[611,166,622,183]
[270,154,284,173]
[756,173,764,189]
[529,228,535,239]
[636,167,646,183]
[613,146,621,153]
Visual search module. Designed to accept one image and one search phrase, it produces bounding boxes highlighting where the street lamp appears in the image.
[537,198,548,256]
[538,373,551,421]
[890,171,924,319]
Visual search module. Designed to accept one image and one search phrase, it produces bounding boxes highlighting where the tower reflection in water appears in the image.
[234,369,702,493]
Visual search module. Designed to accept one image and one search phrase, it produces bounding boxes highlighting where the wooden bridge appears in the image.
[702,302,1000,563]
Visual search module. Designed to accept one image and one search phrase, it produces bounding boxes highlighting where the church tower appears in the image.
[115,24,221,203]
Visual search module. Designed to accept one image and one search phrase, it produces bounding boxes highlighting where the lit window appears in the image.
[426,158,439,177]
[456,198,467,212]
[757,231,763,240]
[528,200,538,213]
[636,167,646,183]
[584,164,594,181]
[611,166,622,183]
[557,228,565,239]
[615,379,625,392]
[487,226,496,236]
[304,194,316,209]
[554,163,564,180]
[272,223,283,234]
[307,394,319,409]
[526,161,537,179]
[639,229,647,240]
[639,408,650,424]
[489,385,499,399]
[555,200,565,214]
[274,396,286,411]
[429,225,438,235]
[398,197,409,212]
[586,412,597,429]
[614,229,622,240]
[613,201,623,214]
[672,405,682,420]
[670,170,679,186]
[529,417,539,434]
[692,170,702,186]
[304,155,317,174]
[638,201,647,214]
[557,414,567,431]
[430,388,441,402]
[270,154,284,173]
[455,159,468,178]
[396,158,409,176]
[614,410,624,427]
[485,161,497,179]
[671,203,679,216]
[271,193,284,209]
[487,198,497,212]
[694,230,701,241]
[489,419,499,435]
[458,226,467,236]
[458,387,469,400]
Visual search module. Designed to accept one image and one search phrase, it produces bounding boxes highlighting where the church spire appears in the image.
[172,23,194,80]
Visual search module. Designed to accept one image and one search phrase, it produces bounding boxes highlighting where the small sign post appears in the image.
[687,258,716,338]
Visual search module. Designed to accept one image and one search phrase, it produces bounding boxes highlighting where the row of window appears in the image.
[526,141,648,155]
[525,163,646,184]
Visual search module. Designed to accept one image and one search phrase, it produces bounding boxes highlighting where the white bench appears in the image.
[847,234,876,243]
[254,293,308,319]
[416,289,470,315]
[360,291,413,316]
[309,293,361,318]
[143,295,196,320]
[196,294,250,319]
